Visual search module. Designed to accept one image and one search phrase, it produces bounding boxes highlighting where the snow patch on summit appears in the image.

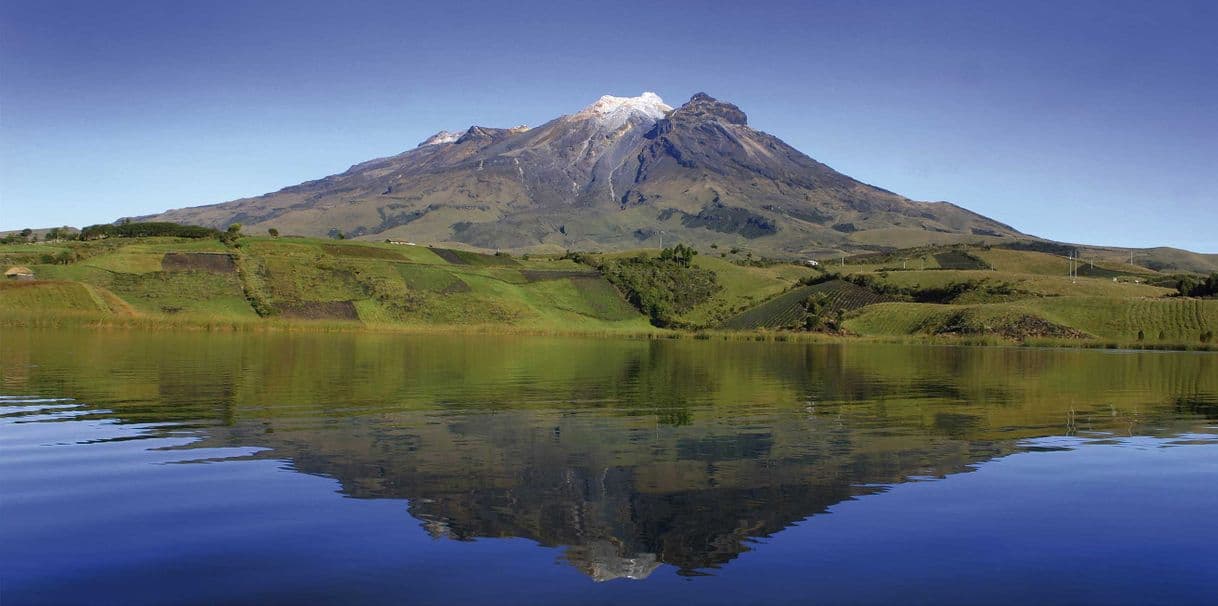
[418,130,462,147]
[576,92,671,129]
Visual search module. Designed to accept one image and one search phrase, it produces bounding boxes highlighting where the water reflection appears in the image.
[2,330,1216,582]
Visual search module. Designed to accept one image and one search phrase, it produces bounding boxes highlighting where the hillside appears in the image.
[718,243,1216,345]
[137,92,1021,256]
[3,236,1214,347]
[0,237,653,332]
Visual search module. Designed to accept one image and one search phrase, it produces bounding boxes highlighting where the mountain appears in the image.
[140,92,1025,255]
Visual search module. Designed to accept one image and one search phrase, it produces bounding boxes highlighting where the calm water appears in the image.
[1,330,1216,605]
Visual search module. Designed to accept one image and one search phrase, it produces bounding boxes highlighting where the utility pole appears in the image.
[658,230,664,250]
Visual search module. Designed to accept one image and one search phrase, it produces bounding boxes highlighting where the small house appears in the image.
[5,266,34,280]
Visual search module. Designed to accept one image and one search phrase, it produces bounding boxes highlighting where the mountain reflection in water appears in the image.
[2,330,1216,591]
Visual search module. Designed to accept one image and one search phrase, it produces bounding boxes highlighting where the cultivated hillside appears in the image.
[3,236,1214,347]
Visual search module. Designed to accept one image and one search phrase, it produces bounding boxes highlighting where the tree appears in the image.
[19,228,32,242]
[267,228,280,238]
[799,293,846,332]
[44,226,75,241]
[659,243,697,268]
[800,293,835,331]
[1177,273,1218,298]
[220,223,242,244]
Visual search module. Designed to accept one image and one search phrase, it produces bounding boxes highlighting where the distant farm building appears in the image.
[804,259,820,267]
[5,266,35,280]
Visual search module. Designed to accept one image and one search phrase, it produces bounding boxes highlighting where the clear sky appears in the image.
[2,0,1215,251]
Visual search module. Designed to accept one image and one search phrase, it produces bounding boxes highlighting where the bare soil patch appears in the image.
[161,253,237,273]
[320,244,404,260]
[276,300,359,320]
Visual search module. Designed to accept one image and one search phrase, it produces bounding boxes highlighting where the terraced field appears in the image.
[0,281,107,313]
[932,250,990,270]
[846,297,1218,343]
[721,280,892,329]
[1031,297,1217,342]
[4,237,1212,344]
[1,236,652,331]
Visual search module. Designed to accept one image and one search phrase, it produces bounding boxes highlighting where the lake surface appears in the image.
[1,329,1216,605]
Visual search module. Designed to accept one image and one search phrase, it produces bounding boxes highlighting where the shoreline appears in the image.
[3,311,1214,352]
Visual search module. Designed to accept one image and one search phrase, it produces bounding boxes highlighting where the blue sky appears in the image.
[2,0,1215,251]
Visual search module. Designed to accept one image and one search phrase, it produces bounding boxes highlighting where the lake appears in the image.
[1,329,1216,605]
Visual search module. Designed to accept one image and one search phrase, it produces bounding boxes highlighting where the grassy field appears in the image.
[0,281,109,313]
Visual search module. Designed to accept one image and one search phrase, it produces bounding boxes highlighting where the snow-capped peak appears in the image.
[418,130,462,147]
[577,92,671,125]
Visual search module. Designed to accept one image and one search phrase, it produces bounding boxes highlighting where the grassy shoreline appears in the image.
[3,310,1213,352]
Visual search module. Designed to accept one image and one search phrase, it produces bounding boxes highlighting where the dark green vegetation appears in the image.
[594,246,719,327]
[721,280,891,330]
[932,250,990,270]
[1177,273,1218,298]
[81,221,221,241]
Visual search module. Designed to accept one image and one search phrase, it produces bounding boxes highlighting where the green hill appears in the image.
[2,237,1214,348]
[1,237,652,332]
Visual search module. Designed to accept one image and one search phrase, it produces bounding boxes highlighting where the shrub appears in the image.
[600,252,720,327]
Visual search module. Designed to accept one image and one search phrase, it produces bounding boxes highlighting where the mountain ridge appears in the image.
[136,92,1048,255]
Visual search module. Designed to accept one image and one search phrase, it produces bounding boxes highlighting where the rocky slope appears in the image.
[140,92,1022,255]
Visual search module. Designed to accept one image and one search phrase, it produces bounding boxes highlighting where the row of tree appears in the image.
[1176,273,1218,298]
[0,227,77,244]
[79,221,221,240]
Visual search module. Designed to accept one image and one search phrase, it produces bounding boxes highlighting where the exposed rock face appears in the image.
[140,92,1022,254]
